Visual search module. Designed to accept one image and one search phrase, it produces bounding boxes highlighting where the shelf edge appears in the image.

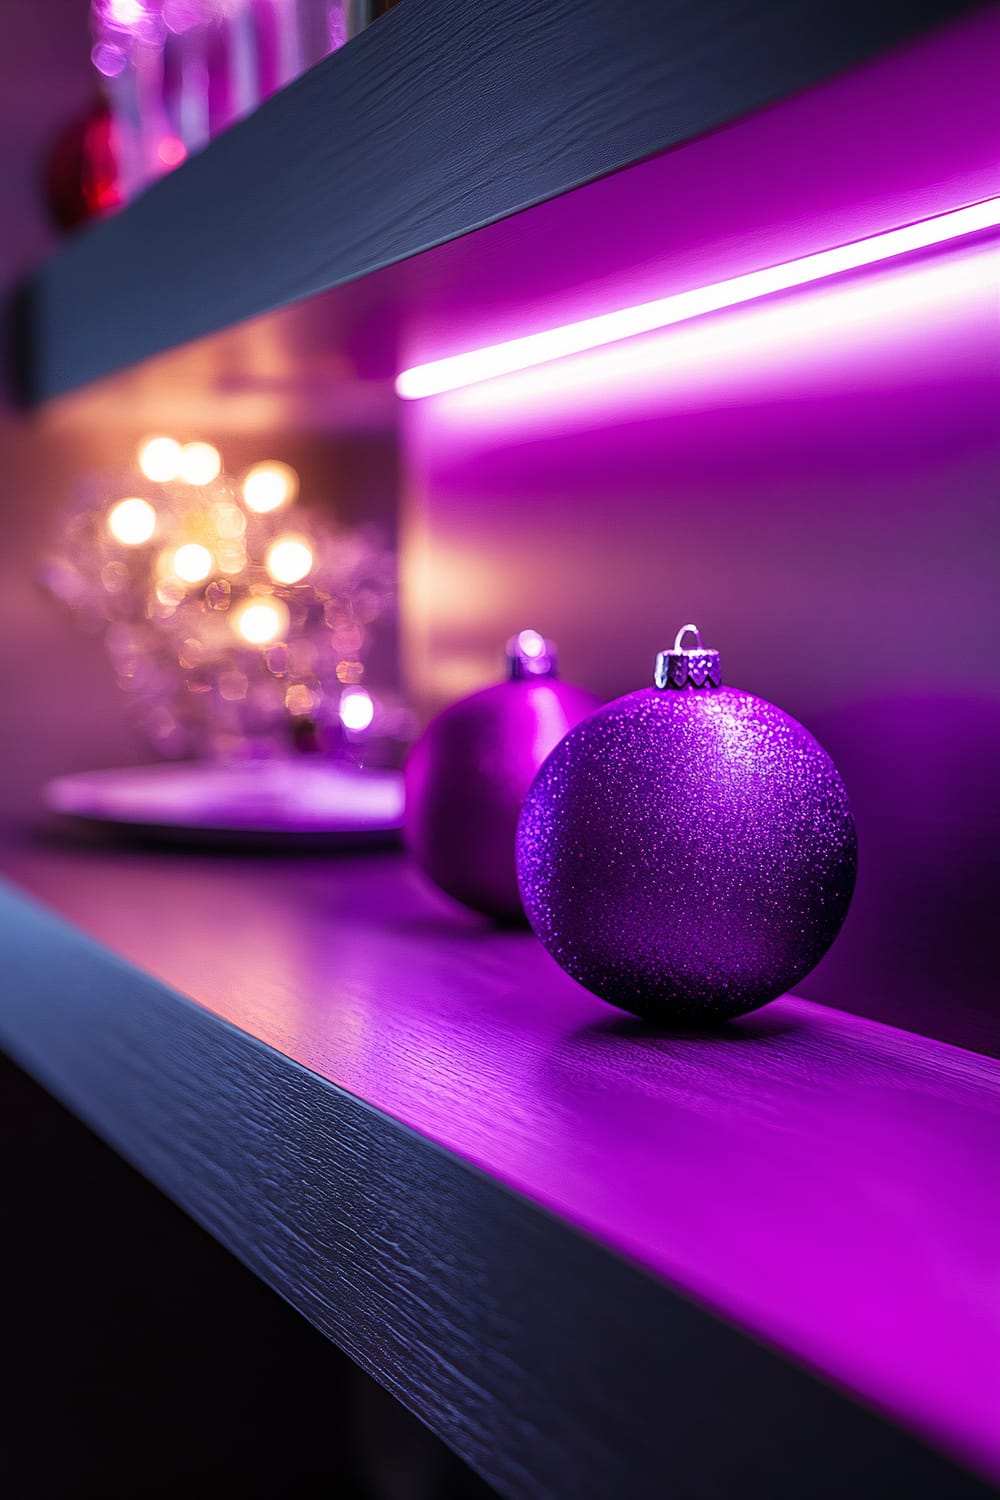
[0,878,992,1499]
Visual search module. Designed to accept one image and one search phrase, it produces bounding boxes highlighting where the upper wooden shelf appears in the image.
[15,0,983,403]
[0,838,996,1497]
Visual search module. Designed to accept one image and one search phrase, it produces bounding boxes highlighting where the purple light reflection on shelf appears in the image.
[10,844,999,1482]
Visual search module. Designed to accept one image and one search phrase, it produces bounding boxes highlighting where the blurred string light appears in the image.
[177,440,222,485]
[231,596,290,646]
[266,535,313,585]
[242,460,299,513]
[138,435,182,482]
[172,542,213,584]
[43,437,401,760]
[108,495,156,544]
[340,687,375,733]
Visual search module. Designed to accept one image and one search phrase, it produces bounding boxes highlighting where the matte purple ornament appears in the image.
[517,625,857,1021]
[405,632,600,921]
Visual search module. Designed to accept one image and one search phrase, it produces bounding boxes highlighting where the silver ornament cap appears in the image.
[654,623,721,690]
[507,628,558,680]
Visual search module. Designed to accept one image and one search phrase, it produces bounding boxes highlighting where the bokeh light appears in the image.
[340,687,375,732]
[91,41,127,77]
[138,435,183,483]
[172,542,213,584]
[107,0,146,25]
[285,683,319,716]
[108,496,156,545]
[231,596,290,646]
[157,135,187,168]
[242,460,299,513]
[178,441,222,486]
[266,535,313,585]
[46,445,397,759]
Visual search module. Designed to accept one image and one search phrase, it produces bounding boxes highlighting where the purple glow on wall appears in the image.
[410,236,1000,437]
[397,199,1000,400]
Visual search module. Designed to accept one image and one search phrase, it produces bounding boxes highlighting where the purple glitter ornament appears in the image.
[405,631,600,921]
[517,625,857,1021]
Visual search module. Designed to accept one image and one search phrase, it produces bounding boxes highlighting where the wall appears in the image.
[0,2,142,824]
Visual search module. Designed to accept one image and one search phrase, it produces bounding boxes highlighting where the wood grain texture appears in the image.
[0,1055,462,1498]
[0,871,994,1500]
[17,0,983,400]
[1,843,998,1494]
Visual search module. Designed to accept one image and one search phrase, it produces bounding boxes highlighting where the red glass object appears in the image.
[45,99,122,231]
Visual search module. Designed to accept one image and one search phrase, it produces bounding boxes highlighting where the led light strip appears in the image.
[396,197,1000,399]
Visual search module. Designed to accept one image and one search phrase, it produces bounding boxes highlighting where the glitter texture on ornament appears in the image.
[517,625,857,1022]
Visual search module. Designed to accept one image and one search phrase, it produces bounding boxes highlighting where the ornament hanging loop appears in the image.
[673,623,703,654]
[655,622,721,690]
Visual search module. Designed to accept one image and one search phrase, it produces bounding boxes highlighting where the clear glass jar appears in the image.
[91,0,351,201]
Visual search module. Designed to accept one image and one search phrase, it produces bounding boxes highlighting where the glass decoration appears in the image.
[41,438,404,765]
[90,1,353,200]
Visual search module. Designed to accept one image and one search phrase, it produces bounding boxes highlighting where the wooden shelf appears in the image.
[15,0,981,403]
[0,839,996,1497]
